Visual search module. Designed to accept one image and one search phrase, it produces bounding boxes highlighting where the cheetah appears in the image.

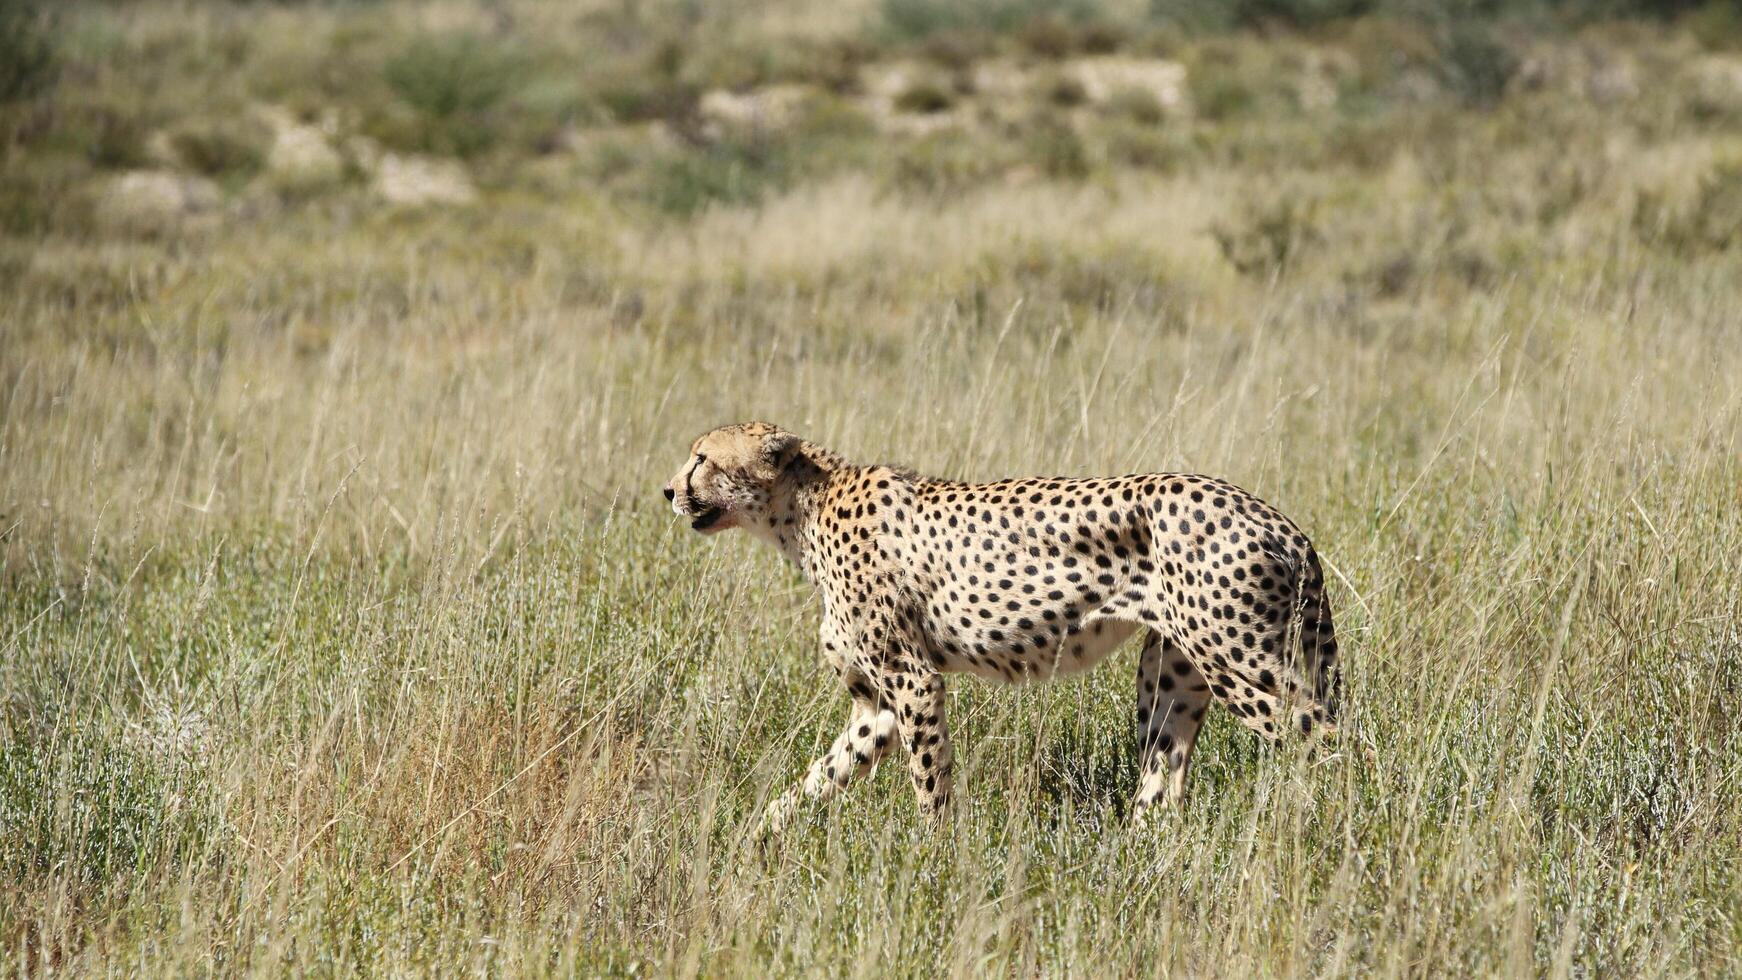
[663,422,1341,831]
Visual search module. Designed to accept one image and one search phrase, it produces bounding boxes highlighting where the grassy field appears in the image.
[4,0,1742,974]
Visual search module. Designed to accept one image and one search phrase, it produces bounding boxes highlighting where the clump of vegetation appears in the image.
[0,0,55,102]
[1105,85,1166,123]
[1100,119,1187,169]
[62,102,153,169]
[1041,72,1090,107]
[1436,21,1520,106]
[597,74,698,124]
[1018,13,1080,59]
[1187,41,1274,120]
[168,117,271,181]
[385,33,519,121]
[895,79,956,114]
[1633,161,1742,255]
[888,128,1014,193]
[1211,192,1322,277]
[380,32,528,156]
[919,30,995,71]
[1023,113,1092,177]
[881,0,1100,43]
[641,134,792,215]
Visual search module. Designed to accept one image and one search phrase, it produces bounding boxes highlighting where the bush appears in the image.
[641,135,792,216]
[0,165,92,236]
[895,80,956,114]
[385,34,519,119]
[1105,86,1166,124]
[1150,0,1371,31]
[1684,1,1742,51]
[169,118,270,180]
[1236,0,1374,26]
[1024,115,1091,178]
[1018,14,1078,59]
[1436,21,1519,106]
[1102,121,1190,171]
[382,33,526,156]
[1633,162,1742,256]
[691,37,871,94]
[1211,192,1321,276]
[0,0,56,102]
[887,130,1014,195]
[56,102,152,170]
[1041,72,1090,107]
[598,76,699,124]
[920,30,995,71]
[880,0,1098,43]
[1147,0,1703,33]
[1191,66,1258,121]
[1079,20,1130,53]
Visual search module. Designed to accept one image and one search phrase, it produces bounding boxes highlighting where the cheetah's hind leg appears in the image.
[1132,631,1213,826]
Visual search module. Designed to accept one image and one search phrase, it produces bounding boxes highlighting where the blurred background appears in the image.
[4,0,1740,242]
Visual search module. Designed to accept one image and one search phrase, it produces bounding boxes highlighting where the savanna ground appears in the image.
[3,0,1742,974]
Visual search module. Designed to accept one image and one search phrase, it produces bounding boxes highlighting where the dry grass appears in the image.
[3,1,1742,976]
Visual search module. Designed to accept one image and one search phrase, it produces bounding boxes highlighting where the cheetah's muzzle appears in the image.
[690,506,725,531]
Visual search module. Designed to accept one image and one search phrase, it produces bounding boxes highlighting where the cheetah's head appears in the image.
[663,422,803,535]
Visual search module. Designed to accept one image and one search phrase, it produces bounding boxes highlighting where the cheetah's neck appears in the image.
[751,442,849,574]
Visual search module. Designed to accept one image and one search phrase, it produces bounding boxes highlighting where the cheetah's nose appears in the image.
[663,486,675,502]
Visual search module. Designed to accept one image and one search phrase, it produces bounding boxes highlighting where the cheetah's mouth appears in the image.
[690,506,726,532]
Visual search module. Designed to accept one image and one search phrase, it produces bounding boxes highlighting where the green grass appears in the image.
[3,0,1742,975]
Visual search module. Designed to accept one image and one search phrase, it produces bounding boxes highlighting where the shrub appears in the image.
[1038,72,1088,107]
[895,80,956,114]
[1018,14,1078,59]
[1105,86,1166,124]
[385,34,520,119]
[1079,20,1130,53]
[597,39,698,125]
[0,0,56,102]
[1024,115,1091,178]
[1211,193,1321,277]
[706,37,870,94]
[887,130,1013,195]
[1102,121,1190,171]
[598,76,699,124]
[0,165,92,236]
[169,118,270,180]
[920,30,995,71]
[641,135,791,216]
[1684,0,1742,51]
[1235,0,1373,27]
[62,103,151,170]
[1633,162,1742,256]
[382,33,526,156]
[1436,21,1519,106]
[1191,67,1257,121]
[880,0,1098,43]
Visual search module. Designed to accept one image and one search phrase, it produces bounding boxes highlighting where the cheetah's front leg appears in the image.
[885,668,954,821]
[761,696,897,834]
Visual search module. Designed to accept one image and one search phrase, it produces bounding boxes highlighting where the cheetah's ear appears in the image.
[759,430,802,479]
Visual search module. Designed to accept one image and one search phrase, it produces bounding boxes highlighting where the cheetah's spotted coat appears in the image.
[663,423,1341,829]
